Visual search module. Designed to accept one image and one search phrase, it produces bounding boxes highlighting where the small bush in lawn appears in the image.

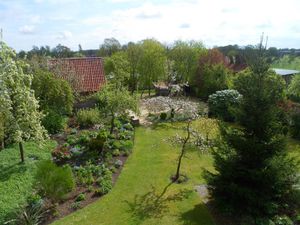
[77,108,101,128]
[160,112,168,120]
[208,89,242,122]
[42,109,66,134]
[75,193,86,202]
[35,160,75,202]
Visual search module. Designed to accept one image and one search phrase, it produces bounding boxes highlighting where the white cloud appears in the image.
[55,30,73,40]
[19,25,35,34]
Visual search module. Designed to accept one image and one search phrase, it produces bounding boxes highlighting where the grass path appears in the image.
[53,123,216,225]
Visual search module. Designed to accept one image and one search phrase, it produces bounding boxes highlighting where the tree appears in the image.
[127,42,143,93]
[104,51,130,90]
[169,40,205,83]
[51,44,73,58]
[96,84,137,134]
[193,48,230,99]
[287,75,300,102]
[98,38,121,57]
[138,39,167,96]
[0,42,47,162]
[205,39,299,223]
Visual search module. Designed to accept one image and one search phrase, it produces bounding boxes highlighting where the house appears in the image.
[272,68,300,84]
[48,57,106,93]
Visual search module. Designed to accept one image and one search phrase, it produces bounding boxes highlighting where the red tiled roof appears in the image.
[48,57,106,93]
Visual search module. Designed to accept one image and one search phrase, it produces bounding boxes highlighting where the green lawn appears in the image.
[0,141,56,224]
[53,122,216,225]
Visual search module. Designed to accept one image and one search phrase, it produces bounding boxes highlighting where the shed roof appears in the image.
[48,57,105,93]
[272,68,300,76]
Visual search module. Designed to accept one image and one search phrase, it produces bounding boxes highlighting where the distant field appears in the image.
[272,55,300,71]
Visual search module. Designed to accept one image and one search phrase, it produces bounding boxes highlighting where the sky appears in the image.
[1,0,300,51]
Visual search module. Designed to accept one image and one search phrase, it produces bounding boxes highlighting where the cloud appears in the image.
[19,25,35,34]
[179,23,190,29]
[56,30,73,40]
[136,12,162,19]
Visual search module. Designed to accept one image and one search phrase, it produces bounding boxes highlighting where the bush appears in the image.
[114,159,123,168]
[42,109,65,134]
[75,193,86,202]
[160,112,168,120]
[88,130,108,152]
[96,170,113,195]
[32,69,74,115]
[70,202,81,210]
[290,112,300,139]
[208,89,242,122]
[77,108,101,128]
[52,146,71,161]
[35,160,75,202]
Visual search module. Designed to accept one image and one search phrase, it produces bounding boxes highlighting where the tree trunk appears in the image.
[148,86,151,96]
[0,140,4,150]
[110,115,115,134]
[19,142,25,163]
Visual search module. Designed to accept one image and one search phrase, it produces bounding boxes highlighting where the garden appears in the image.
[1,37,300,225]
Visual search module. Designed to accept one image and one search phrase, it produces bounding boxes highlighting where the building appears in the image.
[48,57,106,93]
[272,68,300,84]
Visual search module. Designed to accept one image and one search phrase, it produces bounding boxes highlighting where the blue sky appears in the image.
[1,0,300,51]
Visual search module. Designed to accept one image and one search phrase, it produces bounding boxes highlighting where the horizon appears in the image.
[1,0,300,51]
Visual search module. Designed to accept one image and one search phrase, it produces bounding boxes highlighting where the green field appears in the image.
[52,122,216,225]
[0,141,56,224]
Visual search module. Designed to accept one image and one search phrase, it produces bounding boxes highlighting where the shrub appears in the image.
[67,135,78,145]
[42,109,65,134]
[52,146,71,161]
[287,75,300,103]
[290,112,300,139]
[70,202,81,210]
[32,69,74,115]
[35,160,75,202]
[96,170,113,195]
[112,149,120,156]
[75,193,86,202]
[208,89,242,122]
[160,112,168,120]
[114,159,123,168]
[120,140,134,152]
[88,131,108,152]
[16,200,46,225]
[123,123,134,130]
[77,108,101,128]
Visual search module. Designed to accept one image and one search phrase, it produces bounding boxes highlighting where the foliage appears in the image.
[42,109,66,134]
[138,39,167,95]
[16,199,46,225]
[96,84,137,134]
[35,160,75,202]
[287,75,300,102]
[52,145,71,161]
[272,55,300,71]
[51,121,219,225]
[97,170,113,195]
[126,42,143,93]
[76,108,101,128]
[205,42,299,221]
[32,69,74,115]
[169,40,205,83]
[98,38,121,57]
[0,42,48,162]
[70,202,81,210]
[290,112,300,139]
[104,51,130,90]
[75,193,86,202]
[208,89,242,122]
[160,112,168,120]
[197,64,230,100]
[0,141,55,225]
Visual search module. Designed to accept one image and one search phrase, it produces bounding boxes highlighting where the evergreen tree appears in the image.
[205,39,299,223]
